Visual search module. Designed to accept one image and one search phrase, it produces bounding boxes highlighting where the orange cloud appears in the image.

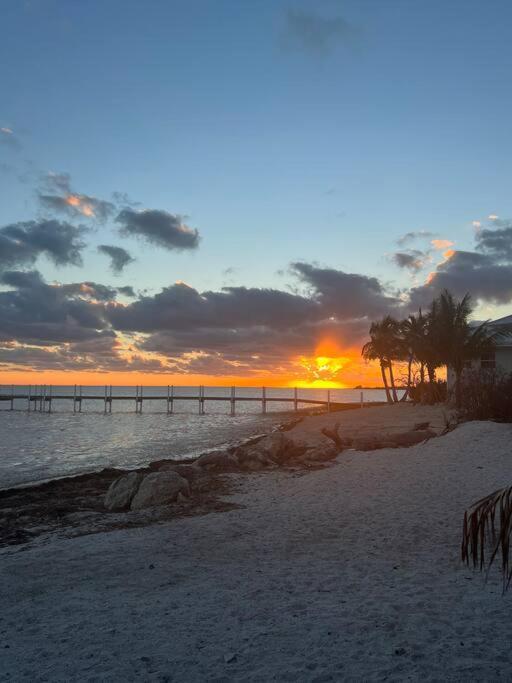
[65,195,95,217]
[431,239,454,250]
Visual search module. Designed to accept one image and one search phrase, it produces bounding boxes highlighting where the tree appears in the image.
[462,486,512,592]
[362,316,402,403]
[400,311,427,396]
[430,290,494,408]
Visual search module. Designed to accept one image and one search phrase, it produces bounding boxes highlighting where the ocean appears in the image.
[0,385,390,489]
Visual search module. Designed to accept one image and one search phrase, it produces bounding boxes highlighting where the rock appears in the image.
[176,492,189,503]
[159,462,203,483]
[104,472,143,511]
[295,444,339,463]
[194,450,239,471]
[280,437,310,462]
[237,447,275,471]
[413,421,430,431]
[254,432,292,464]
[130,471,190,510]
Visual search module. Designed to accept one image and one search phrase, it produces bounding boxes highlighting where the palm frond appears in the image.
[462,485,512,592]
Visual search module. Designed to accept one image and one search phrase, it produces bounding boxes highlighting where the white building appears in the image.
[447,314,512,391]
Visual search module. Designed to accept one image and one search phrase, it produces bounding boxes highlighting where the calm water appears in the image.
[0,386,388,489]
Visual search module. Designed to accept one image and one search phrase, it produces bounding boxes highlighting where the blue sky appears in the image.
[1,0,512,381]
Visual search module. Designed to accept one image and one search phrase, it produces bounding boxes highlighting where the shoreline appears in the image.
[0,403,447,548]
[2,417,512,679]
[0,402,375,493]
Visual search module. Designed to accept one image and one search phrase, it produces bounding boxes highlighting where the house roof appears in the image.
[490,314,512,326]
[490,315,512,347]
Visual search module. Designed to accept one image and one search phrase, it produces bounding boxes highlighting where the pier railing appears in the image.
[0,385,370,415]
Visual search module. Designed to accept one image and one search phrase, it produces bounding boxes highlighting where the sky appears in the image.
[1,0,512,387]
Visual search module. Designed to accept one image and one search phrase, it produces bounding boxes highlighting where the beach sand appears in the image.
[2,418,512,681]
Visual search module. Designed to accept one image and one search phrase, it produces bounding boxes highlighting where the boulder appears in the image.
[130,471,190,510]
[104,472,143,511]
[237,447,276,471]
[194,450,239,471]
[279,437,310,462]
[254,432,292,464]
[159,462,203,483]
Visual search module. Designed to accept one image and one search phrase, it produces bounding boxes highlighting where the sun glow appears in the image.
[292,338,354,388]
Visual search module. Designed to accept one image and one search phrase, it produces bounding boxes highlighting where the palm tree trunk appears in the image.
[380,360,393,404]
[388,361,399,403]
[400,355,413,402]
[455,368,462,409]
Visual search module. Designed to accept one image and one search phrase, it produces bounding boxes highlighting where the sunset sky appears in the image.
[1,0,512,387]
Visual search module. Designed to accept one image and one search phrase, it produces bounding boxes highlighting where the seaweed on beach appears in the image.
[462,485,512,591]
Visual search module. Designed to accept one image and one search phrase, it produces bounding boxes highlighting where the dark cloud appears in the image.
[0,219,86,271]
[97,244,135,274]
[391,250,428,272]
[291,262,400,320]
[283,9,356,55]
[409,250,512,309]
[476,222,512,261]
[396,230,437,247]
[0,270,115,346]
[117,286,136,298]
[107,281,319,333]
[116,208,200,251]
[39,172,116,221]
[111,191,140,207]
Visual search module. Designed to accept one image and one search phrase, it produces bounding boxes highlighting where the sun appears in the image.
[292,338,353,388]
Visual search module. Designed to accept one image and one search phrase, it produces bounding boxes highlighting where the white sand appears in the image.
[2,420,512,681]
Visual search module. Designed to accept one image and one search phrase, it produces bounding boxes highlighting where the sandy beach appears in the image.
[2,412,512,681]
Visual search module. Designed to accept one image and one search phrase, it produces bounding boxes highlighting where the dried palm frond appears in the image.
[462,485,512,591]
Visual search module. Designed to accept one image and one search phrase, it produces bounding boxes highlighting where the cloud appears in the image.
[290,262,400,320]
[391,250,428,272]
[0,270,110,345]
[475,222,512,261]
[0,126,21,150]
[115,208,200,251]
[283,9,356,55]
[396,230,436,247]
[111,191,140,207]
[431,238,454,250]
[0,219,86,271]
[409,249,512,309]
[97,244,135,274]
[39,172,116,221]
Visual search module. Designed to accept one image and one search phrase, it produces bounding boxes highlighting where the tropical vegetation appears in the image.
[362,289,495,407]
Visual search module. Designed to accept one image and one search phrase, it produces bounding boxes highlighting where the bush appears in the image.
[459,370,512,421]
[408,380,447,404]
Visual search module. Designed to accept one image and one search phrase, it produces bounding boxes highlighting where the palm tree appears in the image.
[462,486,512,592]
[362,316,401,404]
[431,290,494,408]
[400,311,427,397]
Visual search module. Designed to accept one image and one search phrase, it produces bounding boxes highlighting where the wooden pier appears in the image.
[0,385,371,415]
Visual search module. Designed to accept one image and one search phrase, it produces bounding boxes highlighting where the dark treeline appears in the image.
[361,289,495,407]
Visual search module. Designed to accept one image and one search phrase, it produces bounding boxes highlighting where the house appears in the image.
[447,314,512,391]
